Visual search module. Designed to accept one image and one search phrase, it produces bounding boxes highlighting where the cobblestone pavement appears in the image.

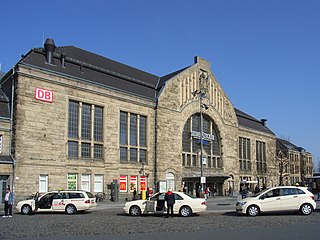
[1,197,319,239]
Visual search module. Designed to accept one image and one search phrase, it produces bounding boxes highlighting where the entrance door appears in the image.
[166,173,175,191]
[0,176,9,204]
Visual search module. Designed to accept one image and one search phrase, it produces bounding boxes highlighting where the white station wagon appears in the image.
[16,190,97,215]
[236,186,316,217]
[123,191,207,217]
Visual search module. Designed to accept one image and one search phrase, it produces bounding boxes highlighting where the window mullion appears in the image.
[78,102,82,159]
[190,117,193,155]
[91,105,95,159]
[137,115,140,162]
[127,113,130,162]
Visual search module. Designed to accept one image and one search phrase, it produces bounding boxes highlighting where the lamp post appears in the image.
[192,71,209,195]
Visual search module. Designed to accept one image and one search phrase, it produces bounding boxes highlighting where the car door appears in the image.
[52,193,66,211]
[280,188,300,211]
[33,192,39,210]
[173,193,184,213]
[145,194,158,213]
[154,193,166,214]
[259,188,281,212]
[37,192,55,210]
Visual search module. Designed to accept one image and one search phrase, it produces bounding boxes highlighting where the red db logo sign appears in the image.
[34,87,54,103]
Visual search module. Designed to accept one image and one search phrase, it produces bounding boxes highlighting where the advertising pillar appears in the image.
[140,176,147,200]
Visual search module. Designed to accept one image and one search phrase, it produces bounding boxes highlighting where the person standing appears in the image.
[205,187,210,199]
[212,187,217,198]
[164,188,175,218]
[254,185,260,194]
[132,188,137,200]
[228,187,233,197]
[196,185,201,198]
[3,187,14,218]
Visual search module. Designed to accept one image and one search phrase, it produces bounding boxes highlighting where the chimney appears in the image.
[61,51,66,68]
[44,38,56,65]
[261,119,267,127]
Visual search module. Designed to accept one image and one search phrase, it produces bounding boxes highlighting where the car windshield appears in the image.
[184,193,196,198]
[251,188,270,197]
[86,192,95,198]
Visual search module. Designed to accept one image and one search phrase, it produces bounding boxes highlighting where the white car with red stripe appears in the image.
[16,190,97,215]
[123,191,207,217]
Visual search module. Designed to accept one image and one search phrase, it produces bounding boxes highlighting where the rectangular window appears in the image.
[140,149,146,164]
[81,143,91,159]
[130,114,137,146]
[39,175,48,193]
[119,111,147,164]
[81,174,91,192]
[68,100,104,160]
[81,104,91,140]
[94,144,103,160]
[120,112,128,145]
[239,137,251,171]
[68,141,78,159]
[130,148,137,162]
[94,174,103,192]
[0,135,2,154]
[68,174,77,190]
[139,116,147,147]
[94,106,103,141]
[256,141,266,173]
[68,101,79,138]
[120,147,128,162]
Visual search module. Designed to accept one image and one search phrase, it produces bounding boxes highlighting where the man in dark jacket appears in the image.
[164,188,175,218]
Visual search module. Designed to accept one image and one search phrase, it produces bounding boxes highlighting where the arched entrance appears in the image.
[181,113,228,196]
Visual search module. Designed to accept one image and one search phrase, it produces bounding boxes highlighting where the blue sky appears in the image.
[1,0,319,167]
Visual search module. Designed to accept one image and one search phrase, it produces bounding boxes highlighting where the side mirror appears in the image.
[259,195,265,200]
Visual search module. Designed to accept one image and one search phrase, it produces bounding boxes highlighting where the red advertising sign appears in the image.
[140,176,147,191]
[119,175,127,192]
[130,176,137,192]
[34,87,54,103]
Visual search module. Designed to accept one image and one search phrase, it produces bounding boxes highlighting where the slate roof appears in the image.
[17,40,274,135]
[277,138,306,152]
[0,155,13,164]
[20,46,167,100]
[235,108,275,135]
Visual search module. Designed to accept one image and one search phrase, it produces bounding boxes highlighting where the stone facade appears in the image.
[0,109,13,203]
[8,66,156,201]
[0,42,312,202]
[277,139,313,186]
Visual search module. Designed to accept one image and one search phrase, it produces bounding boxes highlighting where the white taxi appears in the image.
[123,191,207,217]
[236,186,316,217]
[16,190,97,215]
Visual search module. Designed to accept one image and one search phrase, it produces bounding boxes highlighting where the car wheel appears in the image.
[21,204,32,215]
[300,203,313,215]
[129,205,141,216]
[246,205,260,217]
[65,204,77,215]
[180,206,192,217]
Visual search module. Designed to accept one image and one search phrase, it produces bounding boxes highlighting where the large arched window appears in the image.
[182,113,221,168]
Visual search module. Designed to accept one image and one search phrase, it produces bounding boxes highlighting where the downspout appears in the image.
[9,67,16,192]
[153,78,161,189]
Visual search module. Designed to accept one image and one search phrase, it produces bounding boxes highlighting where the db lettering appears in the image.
[35,87,53,103]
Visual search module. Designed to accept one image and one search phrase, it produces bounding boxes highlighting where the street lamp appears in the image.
[192,71,209,195]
